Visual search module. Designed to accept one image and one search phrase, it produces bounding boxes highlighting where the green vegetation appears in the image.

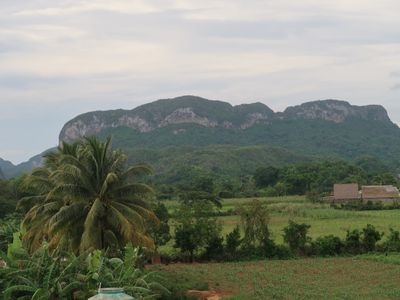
[19,137,156,254]
[2,123,400,299]
[95,120,400,188]
[160,196,400,256]
[1,240,166,299]
[359,253,400,265]
[154,257,400,299]
[0,178,26,218]
[255,158,397,196]
[0,137,167,299]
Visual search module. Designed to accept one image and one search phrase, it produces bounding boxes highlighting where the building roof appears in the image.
[333,183,360,200]
[361,185,400,199]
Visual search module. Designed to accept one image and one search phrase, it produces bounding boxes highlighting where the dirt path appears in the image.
[187,290,232,299]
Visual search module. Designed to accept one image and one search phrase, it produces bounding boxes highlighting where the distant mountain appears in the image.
[0,151,50,179]
[281,100,391,123]
[0,167,5,180]
[60,96,392,142]
[3,96,400,180]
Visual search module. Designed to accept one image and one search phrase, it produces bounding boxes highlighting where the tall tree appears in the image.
[20,137,157,254]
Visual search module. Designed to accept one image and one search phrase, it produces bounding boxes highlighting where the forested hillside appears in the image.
[3,96,400,180]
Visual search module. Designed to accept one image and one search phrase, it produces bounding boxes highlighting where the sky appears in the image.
[2,0,400,164]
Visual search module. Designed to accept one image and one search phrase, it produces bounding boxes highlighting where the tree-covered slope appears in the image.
[122,144,311,183]
[4,96,400,179]
[96,118,400,166]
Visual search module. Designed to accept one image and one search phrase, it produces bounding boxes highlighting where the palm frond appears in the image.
[100,172,119,199]
[121,164,154,180]
[114,183,154,197]
[80,198,104,252]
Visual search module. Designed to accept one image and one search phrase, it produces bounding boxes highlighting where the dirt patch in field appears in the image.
[223,220,239,225]
[187,290,232,299]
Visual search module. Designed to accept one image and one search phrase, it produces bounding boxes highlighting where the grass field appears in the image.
[156,197,400,299]
[162,196,400,251]
[155,256,400,299]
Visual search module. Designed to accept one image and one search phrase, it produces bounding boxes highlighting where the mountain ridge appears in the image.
[2,96,399,180]
[59,96,394,143]
[0,151,49,179]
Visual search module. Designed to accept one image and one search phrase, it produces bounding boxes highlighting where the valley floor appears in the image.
[155,255,400,299]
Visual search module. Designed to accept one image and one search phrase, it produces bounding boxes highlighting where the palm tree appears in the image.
[18,142,79,253]
[20,137,157,254]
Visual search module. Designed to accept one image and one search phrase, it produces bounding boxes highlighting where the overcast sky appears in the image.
[2,0,400,163]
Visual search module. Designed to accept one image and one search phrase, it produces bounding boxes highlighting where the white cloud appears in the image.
[2,0,400,161]
[12,0,162,17]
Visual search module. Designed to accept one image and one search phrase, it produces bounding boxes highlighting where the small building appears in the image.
[361,185,400,201]
[333,183,360,202]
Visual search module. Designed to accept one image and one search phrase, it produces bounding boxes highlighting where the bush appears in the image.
[362,224,383,252]
[174,200,222,262]
[345,229,362,254]
[335,201,400,211]
[384,228,400,252]
[283,220,311,255]
[260,186,278,197]
[218,190,235,198]
[203,236,224,261]
[314,235,344,256]
[225,226,242,260]
[269,244,293,259]
[306,190,322,203]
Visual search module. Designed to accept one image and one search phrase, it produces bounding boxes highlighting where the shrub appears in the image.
[336,201,400,211]
[174,200,222,262]
[174,225,201,262]
[261,186,278,197]
[362,224,383,252]
[345,229,362,254]
[384,228,400,252]
[270,244,293,259]
[314,235,344,256]
[218,190,235,198]
[150,202,171,249]
[203,236,224,261]
[306,190,321,203]
[283,220,311,255]
[225,226,242,260]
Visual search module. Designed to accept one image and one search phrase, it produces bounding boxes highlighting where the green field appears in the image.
[155,255,400,299]
[162,196,400,252]
[157,197,400,299]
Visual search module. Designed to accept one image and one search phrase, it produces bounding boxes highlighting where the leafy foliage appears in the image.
[1,242,166,300]
[0,214,21,252]
[19,137,157,254]
[283,221,311,255]
[174,200,222,262]
[362,224,383,252]
[314,235,344,256]
[384,228,400,252]
[236,199,274,255]
[148,202,171,248]
[225,226,242,260]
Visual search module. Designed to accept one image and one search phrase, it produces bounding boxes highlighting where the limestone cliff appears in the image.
[59,96,393,143]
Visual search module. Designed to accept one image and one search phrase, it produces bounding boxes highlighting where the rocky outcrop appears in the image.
[59,96,394,143]
[59,96,275,142]
[282,100,391,123]
[160,107,218,128]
